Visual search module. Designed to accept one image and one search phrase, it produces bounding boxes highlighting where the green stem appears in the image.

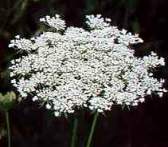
[5,111,11,147]
[71,117,78,147]
[86,111,99,147]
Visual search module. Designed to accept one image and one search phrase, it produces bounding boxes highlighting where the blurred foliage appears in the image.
[0,128,6,140]
[0,0,141,38]
[0,92,16,111]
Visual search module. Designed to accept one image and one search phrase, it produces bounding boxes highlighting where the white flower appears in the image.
[9,14,166,116]
[40,14,66,31]
[46,103,51,109]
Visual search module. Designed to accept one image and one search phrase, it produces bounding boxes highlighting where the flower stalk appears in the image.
[5,111,11,147]
[71,117,78,147]
[0,92,16,147]
[86,111,99,147]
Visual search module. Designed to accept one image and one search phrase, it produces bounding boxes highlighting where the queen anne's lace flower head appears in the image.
[39,14,66,31]
[9,14,166,116]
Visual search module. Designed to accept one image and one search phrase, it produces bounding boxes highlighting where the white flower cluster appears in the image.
[9,14,166,116]
[39,14,66,31]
